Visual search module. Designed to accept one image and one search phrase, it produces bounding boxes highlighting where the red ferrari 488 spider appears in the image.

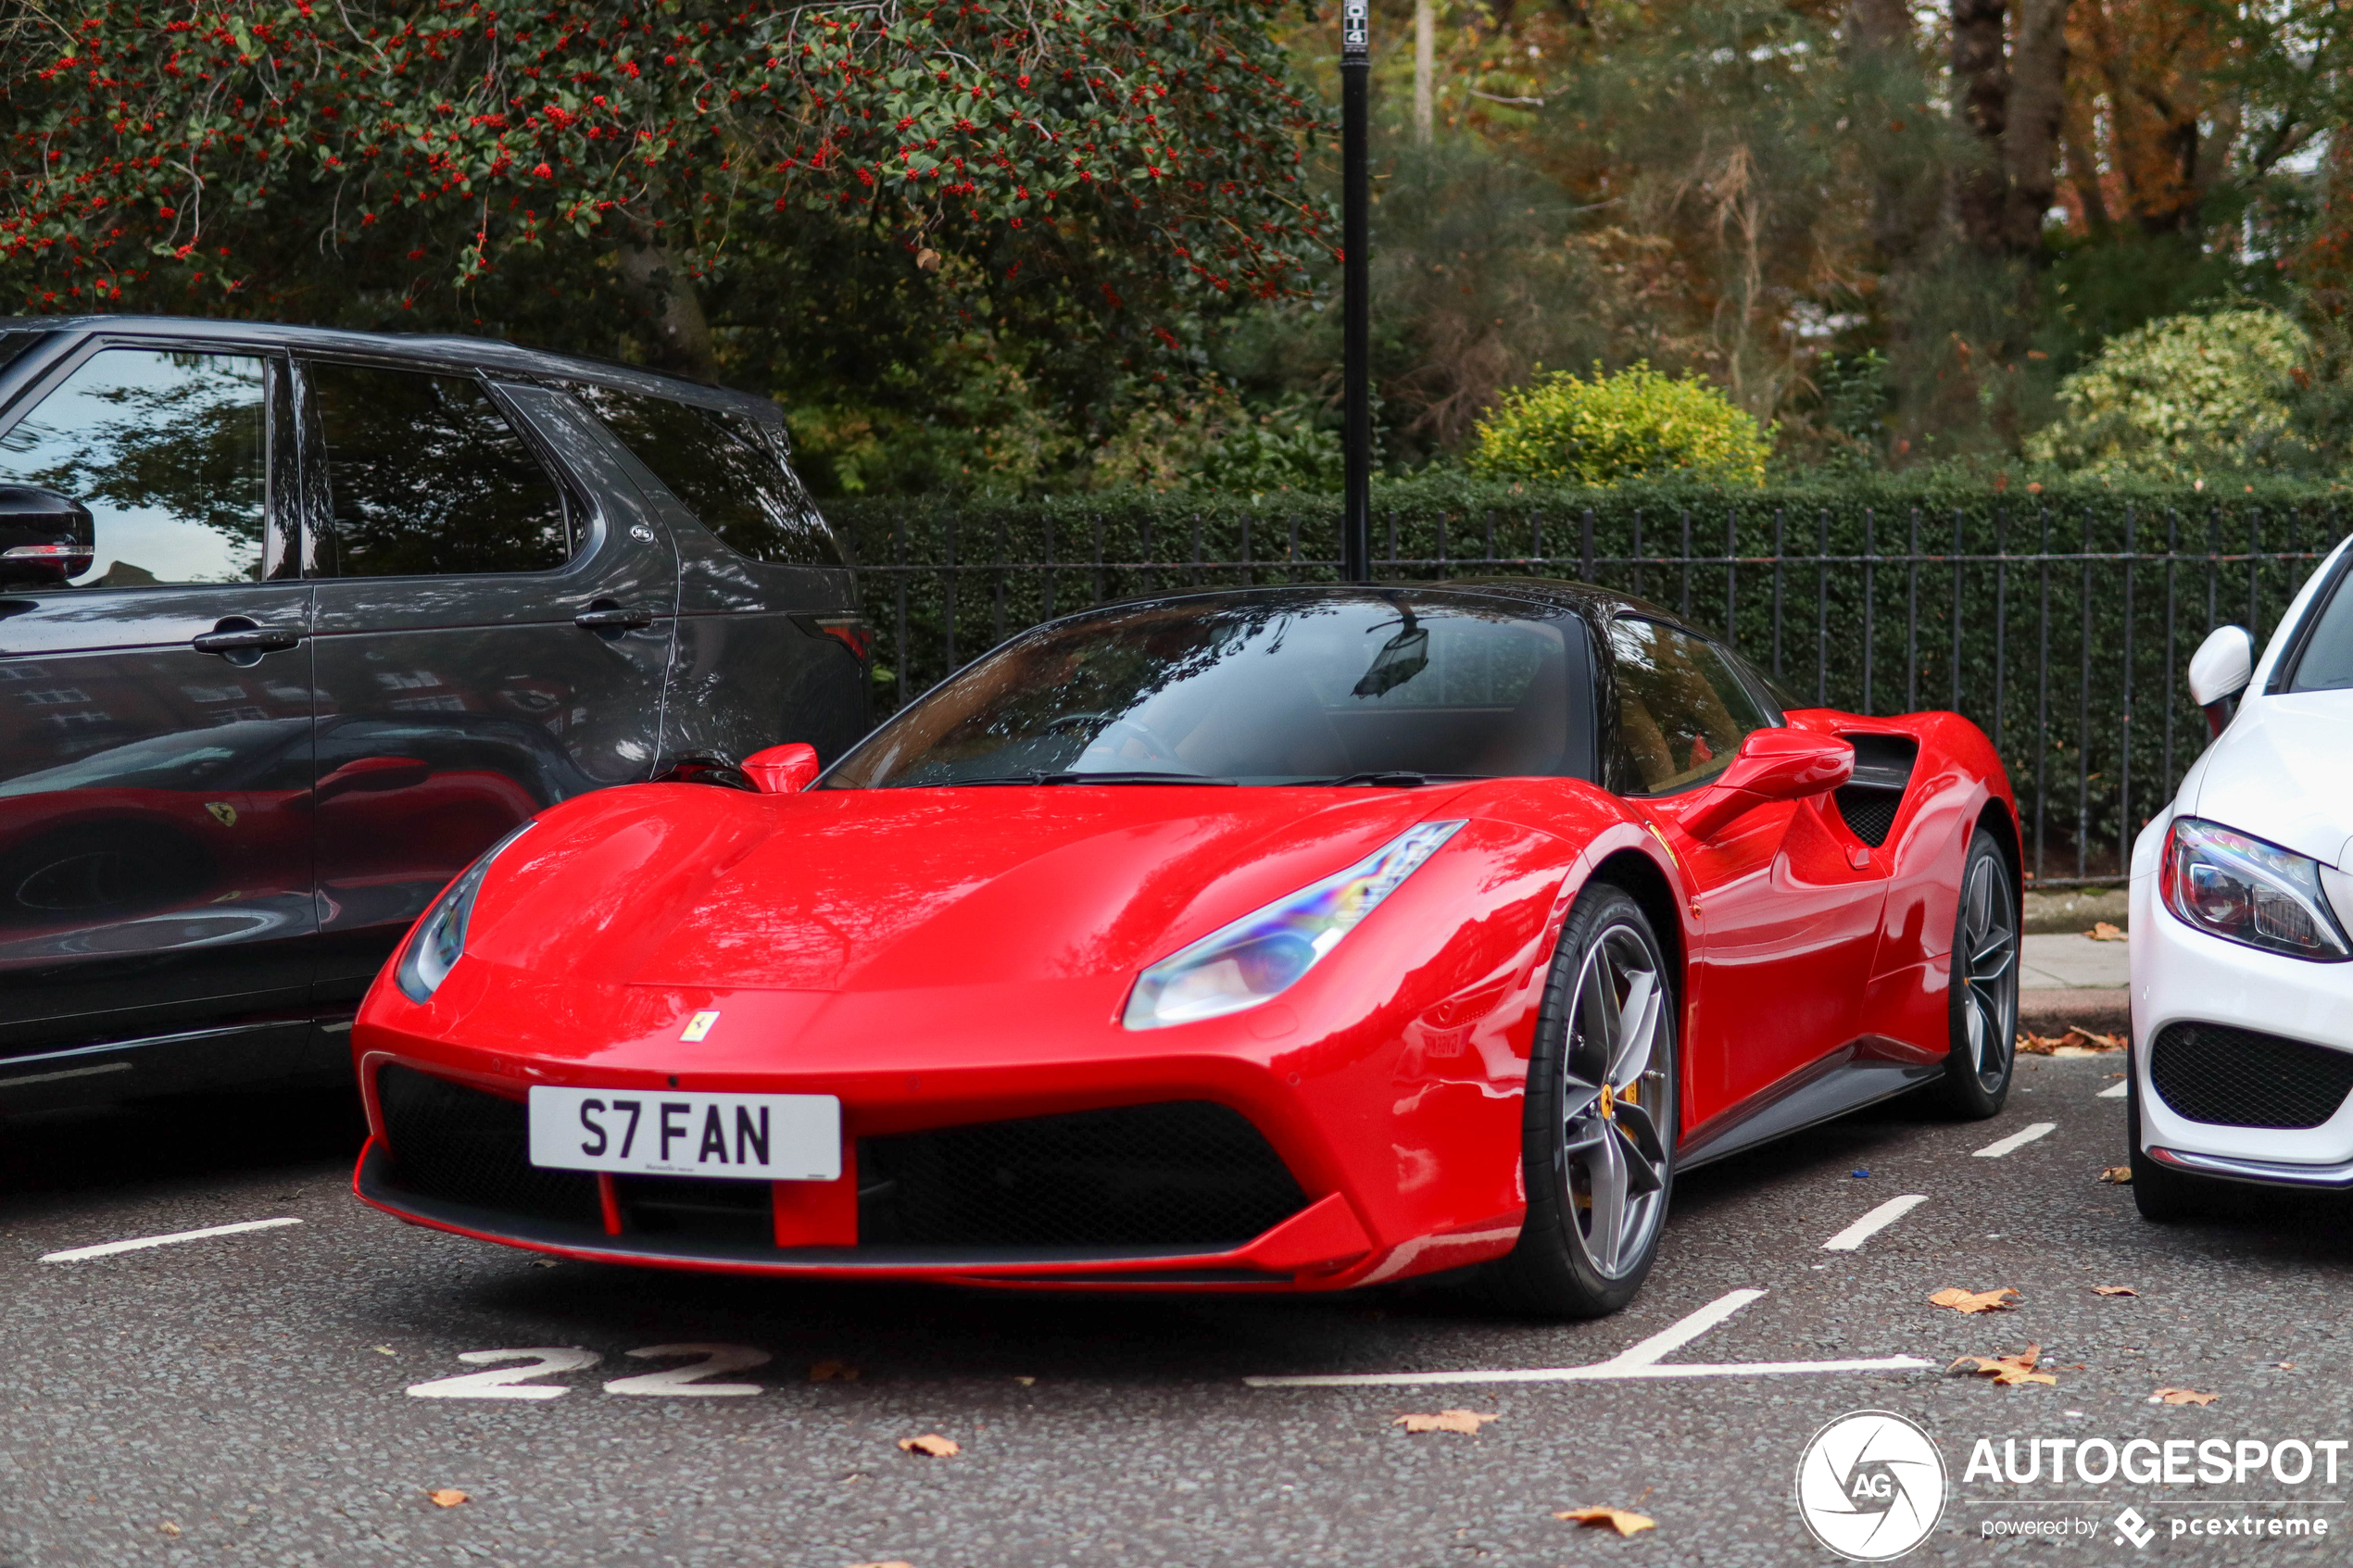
[351,580,2020,1316]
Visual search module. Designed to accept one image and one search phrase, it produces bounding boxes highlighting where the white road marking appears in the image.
[1821,1195,1929,1251]
[41,1216,302,1263]
[1974,1122,2057,1158]
[1604,1288,1765,1368]
[2097,1082,2128,1098]
[1243,1288,1934,1387]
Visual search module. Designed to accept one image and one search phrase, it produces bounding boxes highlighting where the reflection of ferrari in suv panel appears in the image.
[0,315,871,1108]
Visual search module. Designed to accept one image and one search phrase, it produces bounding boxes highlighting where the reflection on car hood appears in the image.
[2191,688,2353,867]
[466,783,1466,991]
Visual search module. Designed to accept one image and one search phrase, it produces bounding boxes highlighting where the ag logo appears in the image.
[1793,1410,1946,1561]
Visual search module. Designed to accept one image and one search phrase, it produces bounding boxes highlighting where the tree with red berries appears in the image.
[1,0,1330,385]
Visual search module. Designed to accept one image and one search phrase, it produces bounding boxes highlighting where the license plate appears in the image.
[526,1087,840,1181]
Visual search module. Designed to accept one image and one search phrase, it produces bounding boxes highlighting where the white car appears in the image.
[2128,534,2353,1218]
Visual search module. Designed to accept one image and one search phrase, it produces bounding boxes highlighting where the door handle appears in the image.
[192,625,304,657]
[574,603,657,631]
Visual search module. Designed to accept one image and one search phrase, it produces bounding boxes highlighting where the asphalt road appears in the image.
[6,1054,2353,1568]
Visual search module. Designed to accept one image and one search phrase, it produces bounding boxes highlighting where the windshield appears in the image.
[2288,544,2353,692]
[824,590,1590,788]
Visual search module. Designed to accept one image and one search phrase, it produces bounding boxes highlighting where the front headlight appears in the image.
[2158,817,2351,961]
[1122,821,1466,1030]
[395,822,535,1002]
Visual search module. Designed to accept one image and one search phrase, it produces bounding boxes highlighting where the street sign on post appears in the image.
[1340,0,1371,583]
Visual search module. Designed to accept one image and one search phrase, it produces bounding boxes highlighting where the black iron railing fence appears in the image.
[841,500,2347,888]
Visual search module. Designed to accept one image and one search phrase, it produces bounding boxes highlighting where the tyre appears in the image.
[1486,883,1678,1319]
[1933,830,2019,1119]
[2125,1044,2217,1222]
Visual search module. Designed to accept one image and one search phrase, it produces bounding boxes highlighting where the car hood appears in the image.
[465,783,1474,992]
[2189,688,2353,867]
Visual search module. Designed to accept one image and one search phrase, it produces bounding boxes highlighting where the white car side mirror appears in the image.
[2188,624,2255,737]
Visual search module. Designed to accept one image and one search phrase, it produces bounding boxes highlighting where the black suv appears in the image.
[0,317,869,1106]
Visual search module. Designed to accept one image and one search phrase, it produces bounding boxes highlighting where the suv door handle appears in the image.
[574,602,657,631]
[192,624,304,656]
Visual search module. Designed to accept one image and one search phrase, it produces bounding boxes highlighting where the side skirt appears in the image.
[1676,1042,1944,1172]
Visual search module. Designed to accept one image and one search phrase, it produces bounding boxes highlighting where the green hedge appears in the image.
[827,472,2353,881]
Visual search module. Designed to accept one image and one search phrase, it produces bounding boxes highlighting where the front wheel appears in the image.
[1934,830,2019,1118]
[1486,884,1678,1319]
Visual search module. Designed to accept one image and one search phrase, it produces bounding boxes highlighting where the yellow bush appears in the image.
[1470,362,1771,486]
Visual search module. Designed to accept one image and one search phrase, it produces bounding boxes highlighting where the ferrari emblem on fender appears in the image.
[205,802,238,827]
[679,1010,721,1042]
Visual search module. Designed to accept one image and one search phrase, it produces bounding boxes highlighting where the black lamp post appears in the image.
[1340,0,1372,583]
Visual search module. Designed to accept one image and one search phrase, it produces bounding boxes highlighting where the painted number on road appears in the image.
[603,1343,772,1397]
[407,1348,602,1400]
[405,1344,774,1399]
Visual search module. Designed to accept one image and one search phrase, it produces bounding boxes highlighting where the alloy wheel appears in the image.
[1957,855,2019,1090]
[1559,922,1673,1280]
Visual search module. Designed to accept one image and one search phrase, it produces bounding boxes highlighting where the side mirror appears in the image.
[1676,729,1856,842]
[2188,624,2255,738]
[316,755,433,802]
[0,484,95,588]
[742,742,821,795]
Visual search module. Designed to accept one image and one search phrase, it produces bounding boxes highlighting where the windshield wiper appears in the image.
[1303,771,1486,787]
[944,770,1238,786]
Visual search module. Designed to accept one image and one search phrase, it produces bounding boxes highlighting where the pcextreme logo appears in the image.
[1795,1411,1948,1562]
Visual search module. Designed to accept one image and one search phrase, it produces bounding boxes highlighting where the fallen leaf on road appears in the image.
[2152,1388,2218,1406]
[1394,1410,1501,1434]
[2278,1362,2296,1370]
[159,1522,182,1537]
[2098,1167,2133,1184]
[1557,1506,1655,1537]
[373,1345,397,1356]
[2092,1286,2137,1297]
[2018,1026,2123,1055]
[426,1489,468,1508]
[898,1435,960,1457]
[2086,922,2127,941]
[1931,1286,2020,1313]
[809,1360,861,1383]
[1950,1345,2057,1386]
[1013,1375,1036,1386]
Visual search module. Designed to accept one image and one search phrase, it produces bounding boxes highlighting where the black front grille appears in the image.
[2150,1022,2353,1129]
[376,1063,601,1226]
[860,1101,1309,1248]
[372,1067,1310,1261]
[1834,785,1903,847]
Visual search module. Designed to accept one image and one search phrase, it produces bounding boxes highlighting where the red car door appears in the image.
[1603,619,1888,1132]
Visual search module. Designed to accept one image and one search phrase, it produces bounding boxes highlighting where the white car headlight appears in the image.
[1122,821,1466,1030]
[2158,817,2351,961]
[395,822,535,1002]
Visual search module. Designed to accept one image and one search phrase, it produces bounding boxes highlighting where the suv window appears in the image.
[0,348,268,586]
[1607,618,1775,794]
[308,362,573,577]
[569,383,841,566]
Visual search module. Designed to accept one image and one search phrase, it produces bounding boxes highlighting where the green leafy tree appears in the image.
[0,0,1328,388]
[1469,361,1771,486]
[2024,307,2313,475]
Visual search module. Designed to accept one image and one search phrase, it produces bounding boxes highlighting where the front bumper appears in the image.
[2130,866,2353,1174]
[351,1058,1383,1289]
